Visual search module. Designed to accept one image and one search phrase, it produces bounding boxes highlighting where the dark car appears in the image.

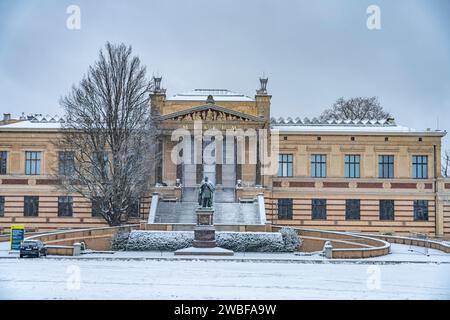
[19,240,48,258]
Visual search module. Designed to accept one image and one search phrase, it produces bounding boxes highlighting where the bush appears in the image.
[279,227,302,252]
[111,231,130,251]
[111,230,301,252]
[126,231,193,251]
[216,232,285,252]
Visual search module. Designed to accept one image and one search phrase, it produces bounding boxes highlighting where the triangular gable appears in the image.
[157,104,265,123]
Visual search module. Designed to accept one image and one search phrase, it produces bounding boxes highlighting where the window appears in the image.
[91,197,102,217]
[346,199,360,220]
[312,199,327,220]
[24,196,39,217]
[59,151,75,176]
[278,199,293,220]
[92,152,109,177]
[278,154,293,177]
[380,200,395,220]
[0,151,7,174]
[58,196,73,217]
[0,196,4,217]
[127,198,140,218]
[414,200,428,221]
[311,154,327,178]
[345,155,361,178]
[378,155,394,178]
[25,151,41,175]
[412,155,428,179]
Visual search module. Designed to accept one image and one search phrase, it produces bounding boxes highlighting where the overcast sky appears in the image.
[0,0,449,150]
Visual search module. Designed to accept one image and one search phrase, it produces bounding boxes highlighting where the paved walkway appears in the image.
[1,241,449,264]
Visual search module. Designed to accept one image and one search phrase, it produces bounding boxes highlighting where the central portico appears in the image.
[150,80,272,192]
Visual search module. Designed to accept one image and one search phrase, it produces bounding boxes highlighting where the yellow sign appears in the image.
[10,225,25,251]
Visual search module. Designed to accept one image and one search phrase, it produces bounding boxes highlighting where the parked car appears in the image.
[19,240,47,258]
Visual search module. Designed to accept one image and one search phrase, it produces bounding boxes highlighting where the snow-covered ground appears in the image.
[1,241,449,299]
[0,258,449,299]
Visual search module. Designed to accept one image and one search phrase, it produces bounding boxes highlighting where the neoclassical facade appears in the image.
[1,79,449,238]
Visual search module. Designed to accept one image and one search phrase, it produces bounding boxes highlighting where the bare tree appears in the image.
[57,42,157,226]
[319,97,392,121]
[443,150,450,178]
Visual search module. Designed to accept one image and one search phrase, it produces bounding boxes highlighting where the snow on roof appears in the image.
[271,117,446,135]
[168,89,254,102]
[0,114,64,129]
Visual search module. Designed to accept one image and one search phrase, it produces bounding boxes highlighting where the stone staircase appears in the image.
[181,187,235,203]
[153,188,261,225]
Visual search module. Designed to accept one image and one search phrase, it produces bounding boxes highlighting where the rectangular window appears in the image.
[278,154,293,177]
[25,151,41,175]
[59,151,75,176]
[127,198,140,218]
[0,151,7,174]
[412,155,428,179]
[345,199,360,220]
[58,196,73,217]
[92,152,109,177]
[311,154,327,178]
[378,155,394,178]
[277,199,293,220]
[312,199,327,220]
[24,196,39,217]
[380,200,395,221]
[0,196,4,217]
[414,200,429,221]
[91,197,102,217]
[345,155,360,178]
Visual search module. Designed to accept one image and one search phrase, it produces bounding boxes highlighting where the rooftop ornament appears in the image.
[206,94,215,104]
[257,77,268,94]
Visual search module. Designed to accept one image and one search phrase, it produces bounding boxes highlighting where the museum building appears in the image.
[0,78,449,238]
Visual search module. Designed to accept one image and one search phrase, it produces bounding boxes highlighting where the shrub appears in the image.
[216,232,285,252]
[112,230,301,252]
[111,231,130,251]
[126,231,193,251]
[279,227,302,252]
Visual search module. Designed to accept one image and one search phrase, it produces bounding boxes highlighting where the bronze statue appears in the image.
[198,176,215,208]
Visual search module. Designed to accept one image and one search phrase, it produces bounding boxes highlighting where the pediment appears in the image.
[157,104,265,123]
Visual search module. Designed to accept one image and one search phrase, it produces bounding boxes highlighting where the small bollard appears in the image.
[323,241,333,259]
[73,243,82,256]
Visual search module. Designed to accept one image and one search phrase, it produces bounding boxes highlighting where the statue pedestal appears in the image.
[193,207,216,248]
[174,206,234,256]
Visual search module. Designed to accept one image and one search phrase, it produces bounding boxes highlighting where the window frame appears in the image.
[345,154,361,178]
[278,154,293,177]
[413,200,429,221]
[24,196,39,217]
[379,200,395,221]
[58,151,75,176]
[311,154,327,178]
[345,199,361,220]
[378,155,394,179]
[277,199,293,220]
[0,151,7,175]
[412,155,428,179]
[25,151,42,175]
[312,199,327,220]
[58,196,73,217]
[0,196,4,217]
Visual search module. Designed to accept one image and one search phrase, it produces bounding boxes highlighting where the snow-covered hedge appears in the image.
[279,227,302,251]
[115,229,302,252]
[126,231,193,251]
[111,231,130,251]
